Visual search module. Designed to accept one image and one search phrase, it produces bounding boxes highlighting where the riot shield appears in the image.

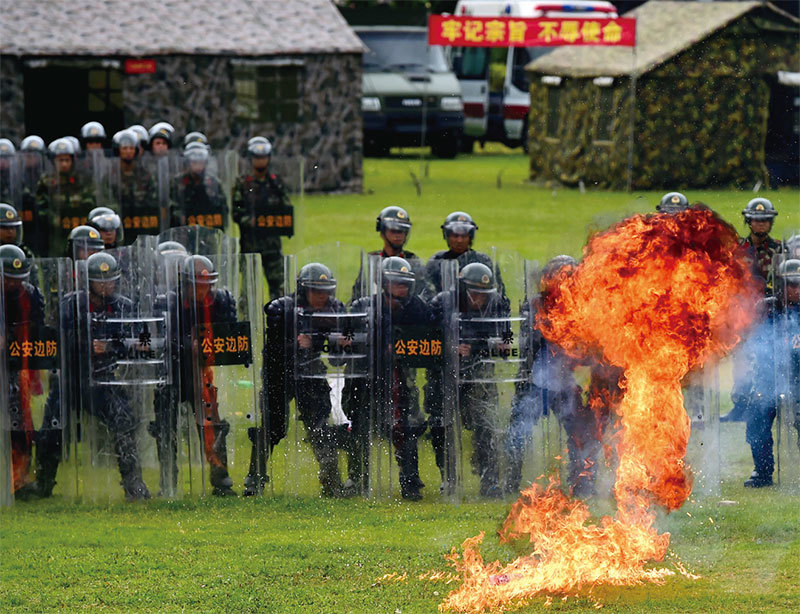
[158,225,238,260]
[0,260,11,506]
[74,247,169,502]
[39,169,96,258]
[178,252,264,497]
[75,149,110,203]
[104,156,160,244]
[1,258,74,502]
[364,253,438,500]
[167,152,232,233]
[153,151,182,232]
[272,245,369,498]
[19,151,47,257]
[0,152,23,210]
[683,364,721,497]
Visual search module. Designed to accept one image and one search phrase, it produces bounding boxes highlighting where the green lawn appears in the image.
[2,151,800,613]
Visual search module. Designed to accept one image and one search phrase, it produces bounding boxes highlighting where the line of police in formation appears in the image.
[1,123,799,501]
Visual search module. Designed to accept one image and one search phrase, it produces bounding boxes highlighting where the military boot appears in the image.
[34,430,62,498]
[210,421,237,496]
[396,437,423,501]
[243,427,268,497]
[114,430,151,501]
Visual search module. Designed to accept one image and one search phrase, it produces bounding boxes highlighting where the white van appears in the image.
[450,1,618,152]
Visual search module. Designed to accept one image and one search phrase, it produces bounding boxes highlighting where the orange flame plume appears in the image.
[440,207,760,612]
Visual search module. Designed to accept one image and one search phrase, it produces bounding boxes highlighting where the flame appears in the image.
[440,208,759,612]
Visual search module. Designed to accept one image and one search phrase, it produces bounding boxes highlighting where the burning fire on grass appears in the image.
[440,207,760,613]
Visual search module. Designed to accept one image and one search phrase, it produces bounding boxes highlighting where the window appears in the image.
[453,47,489,79]
[595,87,616,142]
[234,64,301,123]
[546,87,560,138]
[88,68,122,112]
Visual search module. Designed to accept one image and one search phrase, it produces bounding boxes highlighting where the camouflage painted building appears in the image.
[0,0,365,192]
[525,1,800,190]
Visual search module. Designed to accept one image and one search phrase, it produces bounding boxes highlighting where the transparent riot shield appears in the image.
[19,151,47,257]
[178,252,264,497]
[158,225,238,260]
[2,258,75,502]
[166,151,232,233]
[75,247,170,502]
[274,244,369,498]
[0,152,23,210]
[153,151,182,232]
[75,149,109,204]
[39,167,96,258]
[683,364,722,497]
[104,155,160,244]
[365,253,438,500]
[0,260,11,506]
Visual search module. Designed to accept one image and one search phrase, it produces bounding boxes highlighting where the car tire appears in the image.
[459,136,475,154]
[431,136,459,159]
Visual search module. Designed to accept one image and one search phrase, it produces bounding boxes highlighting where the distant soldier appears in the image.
[350,206,424,303]
[148,123,174,157]
[0,203,33,259]
[109,129,158,242]
[79,121,107,153]
[88,210,124,250]
[656,191,689,214]
[183,132,209,150]
[740,198,781,296]
[0,138,18,205]
[170,146,227,231]
[232,138,292,300]
[36,138,95,257]
[19,136,47,255]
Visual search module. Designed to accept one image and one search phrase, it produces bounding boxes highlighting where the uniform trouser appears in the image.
[186,368,233,490]
[7,374,35,492]
[461,381,500,495]
[88,387,144,485]
[296,378,343,495]
[34,376,66,497]
[148,384,179,495]
[241,236,283,301]
[558,405,604,497]
[745,400,777,477]
[425,370,459,491]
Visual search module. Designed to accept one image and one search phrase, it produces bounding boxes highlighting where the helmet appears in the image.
[156,240,188,257]
[88,206,115,220]
[743,198,778,223]
[150,121,175,135]
[80,121,107,144]
[183,132,208,148]
[785,234,800,259]
[376,206,412,234]
[778,258,800,281]
[148,124,173,148]
[182,255,218,285]
[382,256,416,297]
[67,225,104,257]
[112,129,139,155]
[49,137,76,157]
[0,244,31,280]
[0,203,23,246]
[247,138,272,158]
[297,262,336,291]
[20,135,45,154]
[65,136,81,154]
[0,138,16,157]
[248,136,269,147]
[128,125,149,148]
[89,211,124,246]
[459,262,494,293]
[183,144,209,163]
[657,192,689,213]
[87,251,121,282]
[541,255,577,280]
[442,211,477,240]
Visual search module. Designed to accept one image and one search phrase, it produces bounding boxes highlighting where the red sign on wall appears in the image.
[124,59,157,74]
[428,15,636,47]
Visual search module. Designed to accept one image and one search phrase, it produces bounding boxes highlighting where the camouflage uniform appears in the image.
[740,234,783,297]
[232,172,291,300]
[35,172,95,257]
[111,164,159,243]
[169,171,228,231]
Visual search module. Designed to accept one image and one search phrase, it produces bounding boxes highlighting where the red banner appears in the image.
[428,15,636,47]
[124,59,156,74]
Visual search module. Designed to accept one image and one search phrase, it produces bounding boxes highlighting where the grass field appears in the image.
[2,150,800,613]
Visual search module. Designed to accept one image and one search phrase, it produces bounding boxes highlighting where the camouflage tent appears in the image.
[0,0,365,193]
[525,1,800,190]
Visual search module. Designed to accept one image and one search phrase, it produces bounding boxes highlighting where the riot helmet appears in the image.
[183,132,208,148]
[247,136,270,147]
[87,251,121,284]
[0,138,16,157]
[459,262,494,292]
[156,240,189,258]
[20,135,46,155]
[150,121,175,136]
[148,123,173,151]
[777,258,800,305]
[382,256,415,304]
[657,192,689,213]
[183,144,210,170]
[742,198,778,223]
[49,137,76,158]
[247,138,272,158]
[128,125,149,153]
[182,254,219,285]
[376,206,412,233]
[785,234,800,259]
[112,129,139,158]
[0,203,23,246]
[67,225,104,259]
[65,136,81,154]
[80,121,107,148]
[89,211,124,248]
[441,211,477,240]
[540,254,577,293]
[297,262,336,292]
[0,244,31,280]
[88,206,115,220]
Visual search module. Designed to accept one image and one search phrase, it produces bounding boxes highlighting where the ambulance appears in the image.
[450,1,618,151]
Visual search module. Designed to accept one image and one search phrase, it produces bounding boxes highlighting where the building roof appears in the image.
[0,0,365,57]
[527,1,799,78]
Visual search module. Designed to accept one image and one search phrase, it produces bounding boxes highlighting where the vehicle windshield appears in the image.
[358,30,451,73]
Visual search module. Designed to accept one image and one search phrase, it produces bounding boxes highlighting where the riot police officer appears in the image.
[656,192,689,213]
[0,203,33,259]
[0,138,17,205]
[428,262,510,498]
[170,146,227,231]
[740,198,782,296]
[36,138,96,257]
[741,259,800,487]
[75,252,152,500]
[67,225,104,261]
[19,136,47,255]
[148,123,174,156]
[179,255,237,496]
[232,138,292,300]
[109,129,158,242]
[262,263,352,497]
[346,257,430,500]
[350,206,424,303]
[89,209,124,250]
[183,132,208,149]
[80,122,107,152]
[424,211,507,302]
[1,244,46,499]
